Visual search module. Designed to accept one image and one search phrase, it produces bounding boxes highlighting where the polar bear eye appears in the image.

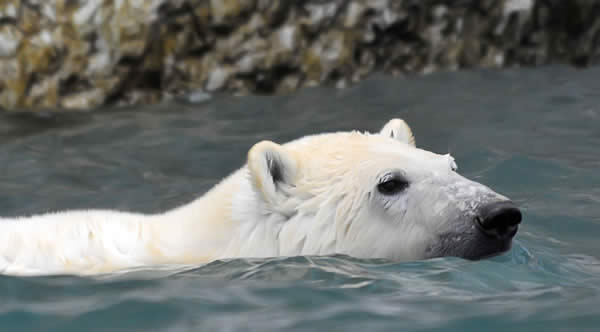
[377,177,409,195]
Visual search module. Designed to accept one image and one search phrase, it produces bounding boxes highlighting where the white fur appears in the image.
[0,119,504,276]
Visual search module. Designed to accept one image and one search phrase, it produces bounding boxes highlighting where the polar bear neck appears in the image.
[151,169,245,263]
[157,167,344,262]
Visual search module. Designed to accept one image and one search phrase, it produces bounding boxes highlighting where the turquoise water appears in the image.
[1,66,599,331]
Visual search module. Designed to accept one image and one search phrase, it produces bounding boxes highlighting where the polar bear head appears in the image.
[240,119,521,261]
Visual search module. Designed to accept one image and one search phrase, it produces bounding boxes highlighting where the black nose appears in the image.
[475,201,522,240]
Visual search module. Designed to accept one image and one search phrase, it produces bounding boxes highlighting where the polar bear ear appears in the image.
[247,141,297,205]
[380,118,416,147]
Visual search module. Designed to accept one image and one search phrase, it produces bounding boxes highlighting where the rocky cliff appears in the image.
[1,0,598,111]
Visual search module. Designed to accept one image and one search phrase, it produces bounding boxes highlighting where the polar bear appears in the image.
[0,119,521,276]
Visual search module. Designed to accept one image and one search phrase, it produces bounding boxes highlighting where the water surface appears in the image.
[1,66,599,331]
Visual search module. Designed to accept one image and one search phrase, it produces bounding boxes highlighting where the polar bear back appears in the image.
[0,211,154,275]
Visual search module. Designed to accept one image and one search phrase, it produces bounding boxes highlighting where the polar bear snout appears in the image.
[474,201,522,240]
[421,176,523,261]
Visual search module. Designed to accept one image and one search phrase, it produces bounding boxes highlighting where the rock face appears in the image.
[0,0,599,111]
